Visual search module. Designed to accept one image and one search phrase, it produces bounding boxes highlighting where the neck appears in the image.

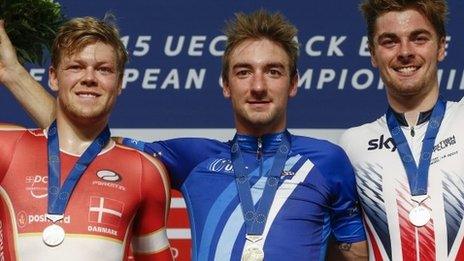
[54,112,109,155]
[387,86,439,126]
[235,124,286,137]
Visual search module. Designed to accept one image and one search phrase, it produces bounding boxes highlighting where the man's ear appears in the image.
[289,74,298,98]
[370,45,378,68]
[222,78,231,99]
[437,36,446,62]
[49,66,59,91]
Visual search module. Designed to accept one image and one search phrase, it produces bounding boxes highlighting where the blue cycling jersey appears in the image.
[123,131,365,261]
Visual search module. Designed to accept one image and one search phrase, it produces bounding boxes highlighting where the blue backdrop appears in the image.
[1,0,463,130]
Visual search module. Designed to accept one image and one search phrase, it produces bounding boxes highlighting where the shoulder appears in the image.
[146,137,230,158]
[339,116,385,155]
[116,144,170,189]
[151,137,227,149]
[290,134,353,177]
[444,98,464,118]
[0,125,42,143]
[115,143,167,173]
[290,134,347,161]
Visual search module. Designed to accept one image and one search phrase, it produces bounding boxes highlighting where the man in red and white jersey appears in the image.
[340,0,464,260]
[0,18,172,260]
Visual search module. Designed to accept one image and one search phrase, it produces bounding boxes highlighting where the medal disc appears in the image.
[409,205,431,227]
[242,246,264,261]
[42,224,65,247]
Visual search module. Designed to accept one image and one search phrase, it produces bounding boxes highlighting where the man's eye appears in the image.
[414,36,429,44]
[68,65,82,71]
[380,39,395,48]
[236,70,250,77]
[98,67,113,74]
[268,69,283,76]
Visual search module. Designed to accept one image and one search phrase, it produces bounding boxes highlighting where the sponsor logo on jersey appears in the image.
[209,158,234,173]
[93,170,126,191]
[96,170,121,182]
[18,212,71,227]
[368,135,397,152]
[281,170,295,177]
[25,175,48,199]
[17,211,27,228]
[431,135,458,164]
[433,135,456,152]
[88,197,124,228]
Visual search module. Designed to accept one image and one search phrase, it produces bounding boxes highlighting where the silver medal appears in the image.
[42,224,65,247]
[242,246,264,261]
[409,205,431,227]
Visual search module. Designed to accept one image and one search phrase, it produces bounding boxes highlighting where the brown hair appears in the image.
[51,16,128,82]
[221,9,299,83]
[360,0,448,47]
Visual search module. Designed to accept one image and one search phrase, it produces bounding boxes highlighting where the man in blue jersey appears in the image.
[0,10,367,260]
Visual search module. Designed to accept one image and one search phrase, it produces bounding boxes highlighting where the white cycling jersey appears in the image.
[340,97,464,261]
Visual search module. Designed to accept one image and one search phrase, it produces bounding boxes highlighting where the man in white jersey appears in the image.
[340,0,464,260]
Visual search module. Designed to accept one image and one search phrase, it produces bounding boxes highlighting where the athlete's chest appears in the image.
[353,116,464,260]
[1,150,142,241]
[182,154,333,218]
[354,121,463,182]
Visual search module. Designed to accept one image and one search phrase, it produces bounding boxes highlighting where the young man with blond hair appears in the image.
[0,17,172,260]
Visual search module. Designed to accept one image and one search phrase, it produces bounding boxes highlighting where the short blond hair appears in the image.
[51,16,128,82]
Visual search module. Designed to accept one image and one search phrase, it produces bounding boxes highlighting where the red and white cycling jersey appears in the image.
[340,98,464,261]
[0,128,172,260]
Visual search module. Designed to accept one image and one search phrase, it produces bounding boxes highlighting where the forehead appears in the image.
[374,9,437,37]
[61,41,116,64]
[229,39,290,68]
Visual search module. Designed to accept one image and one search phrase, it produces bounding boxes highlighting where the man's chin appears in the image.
[67,110,108,125]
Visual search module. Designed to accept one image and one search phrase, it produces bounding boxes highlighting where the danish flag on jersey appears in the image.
[88,196,124,227]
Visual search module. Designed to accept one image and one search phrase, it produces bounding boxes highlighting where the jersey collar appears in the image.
[232,130,288,154]
[389,107,433,127]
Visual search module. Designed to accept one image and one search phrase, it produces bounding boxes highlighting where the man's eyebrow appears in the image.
[410,29,433,37]
[377,32,398,41]
[232,63,252,69]
[377,29,433,40]
[265,62,285,69]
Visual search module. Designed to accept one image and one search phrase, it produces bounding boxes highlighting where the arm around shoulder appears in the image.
[132,153,173,260]
[0,123,25,130]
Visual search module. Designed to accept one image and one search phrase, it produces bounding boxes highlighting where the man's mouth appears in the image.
[76,91,100,98]
[394,65,421,75]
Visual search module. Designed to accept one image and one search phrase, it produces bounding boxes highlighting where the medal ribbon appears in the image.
[47,120,111,215]
[231,131,290,235]
[386,98,446,196]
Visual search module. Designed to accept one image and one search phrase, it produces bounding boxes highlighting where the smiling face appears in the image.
[49,41,121,125]
[370,9,445,102]
[223,38,297,136]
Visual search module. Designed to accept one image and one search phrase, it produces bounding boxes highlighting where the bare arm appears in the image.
[327,240,368,261]
[0,20,55,128]
[0,123,25,130]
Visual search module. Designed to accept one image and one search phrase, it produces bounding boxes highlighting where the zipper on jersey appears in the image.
[257,137,263,160]
[257,137,263,177]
